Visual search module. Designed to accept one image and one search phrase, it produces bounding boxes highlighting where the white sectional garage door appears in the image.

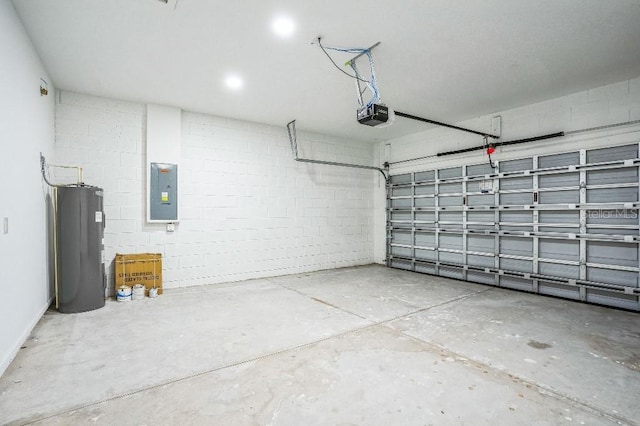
[387,143,640,311]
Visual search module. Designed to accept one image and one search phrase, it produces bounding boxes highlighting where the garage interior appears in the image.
[1,1,639,425]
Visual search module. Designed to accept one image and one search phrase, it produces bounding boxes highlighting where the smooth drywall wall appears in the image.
[374,77,640,262]
[54,92,376,293]
[0,0,55,376]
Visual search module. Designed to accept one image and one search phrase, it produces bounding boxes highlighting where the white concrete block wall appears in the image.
[374,76,640,262]
[54,91,375,292]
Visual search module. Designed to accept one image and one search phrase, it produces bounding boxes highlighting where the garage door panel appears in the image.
[467,271,495,285]
[500,258,533,273]
[501,211,532,224]
[468,211,495,223]
[391,246,412,257]
[587,144,638,163]
[500,158,533,172]
[502,225,534,232]
[539,173,579,188]
[439,234,463,250]
[392,186,412,197]
[415,263,436,274]
[439,251,463,264]
[467,194,494,206]
[539,281,579,300]
[391,259,412,270]
[415,185,434,196]
[588,268,638,287]
[499,276,534,291]
[587,227,638,236]
[501,193,534,205]
[539,152,580,168]
[467,163,495,176]
[587,290,639,311]
[588,187,638,203]
[415,249,436,261]
[415,232,435,247]
[415,197,435,207]
[539,239,579,261]
[392,230,412,244]
[388,143,640,311]
[391,212,411,221]
[415,211,435,222]
[587,241,638,267]
[587,168,638,185]
[539,262,579,280]
[439,182,463,194]
[500,237,532,256]
[440,211,463,224]
[538,226,579,234]
[391,198,411,208]
[539,211,579,223]
[439,196,463,206]
[468,235,495,252]
[586,209,638,226]
[391,174,412,184]
[500,177,532,190]
[539,190,579,204]
[440,266,464,279]
[439,167,462,179]
[415,170,435,182]
[468,254,495,268]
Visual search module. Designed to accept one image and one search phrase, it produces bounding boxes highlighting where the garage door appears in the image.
[387,143,640,311]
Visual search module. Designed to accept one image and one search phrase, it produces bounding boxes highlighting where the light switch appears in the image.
[3,217,8,234]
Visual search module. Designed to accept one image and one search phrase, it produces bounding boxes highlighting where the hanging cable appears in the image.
[483,136,496,168]
[315,38,384,109]
[316,38,370,83]
[349,50,380,107]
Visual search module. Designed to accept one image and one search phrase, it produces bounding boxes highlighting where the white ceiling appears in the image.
[12,0,640,142]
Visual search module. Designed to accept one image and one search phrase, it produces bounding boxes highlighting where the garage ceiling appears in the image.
[12,0,640,142]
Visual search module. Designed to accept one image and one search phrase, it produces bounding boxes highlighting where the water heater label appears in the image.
[95,211,103,223]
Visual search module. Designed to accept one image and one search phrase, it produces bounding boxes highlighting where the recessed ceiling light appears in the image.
[272,16,295,38]
[225,75,243,90]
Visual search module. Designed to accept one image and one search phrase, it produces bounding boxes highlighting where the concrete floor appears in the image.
[1,265,638,425]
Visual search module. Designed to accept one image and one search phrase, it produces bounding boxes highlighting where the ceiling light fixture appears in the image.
[225,75,244,90]
[271,16,295,38]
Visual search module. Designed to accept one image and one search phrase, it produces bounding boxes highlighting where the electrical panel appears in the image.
[150,162,178,221]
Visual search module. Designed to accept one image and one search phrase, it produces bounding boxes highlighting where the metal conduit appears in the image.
[286,120,389,182]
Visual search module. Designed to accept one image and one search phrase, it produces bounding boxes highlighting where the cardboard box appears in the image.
[114,253,163,296]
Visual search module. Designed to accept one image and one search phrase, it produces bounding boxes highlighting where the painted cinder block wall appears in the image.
[373,76,640,263]
[53,91,377,293]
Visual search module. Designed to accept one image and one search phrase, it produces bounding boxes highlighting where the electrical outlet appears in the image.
[3,217,8,234]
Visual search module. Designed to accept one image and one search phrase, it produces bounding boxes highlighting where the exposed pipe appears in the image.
[40,153,84,187]
[286,120,389,182]
[394,110,500,139]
